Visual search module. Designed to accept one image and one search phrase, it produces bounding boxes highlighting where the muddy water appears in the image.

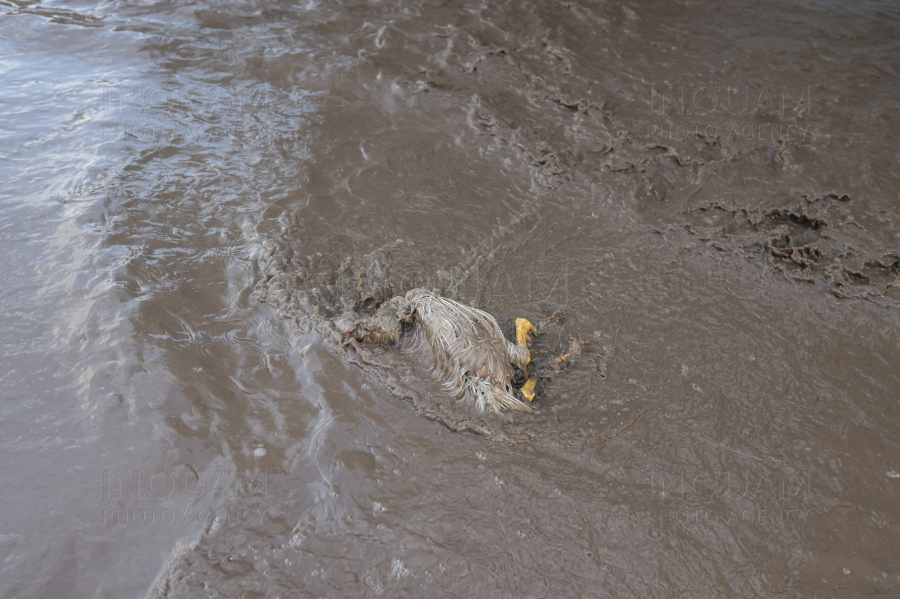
[2,0,900,597]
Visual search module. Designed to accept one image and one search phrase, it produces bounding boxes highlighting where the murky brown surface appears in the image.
[2,0,900,597]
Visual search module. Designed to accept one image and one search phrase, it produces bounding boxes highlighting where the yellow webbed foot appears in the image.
[520,377,536,402]
[515,318,537,401]
[515,318,536,362]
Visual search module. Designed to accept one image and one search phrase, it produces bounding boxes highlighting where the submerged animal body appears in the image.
[335,289,535,413]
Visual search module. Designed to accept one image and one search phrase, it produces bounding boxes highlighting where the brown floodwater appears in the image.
[2,0,900,597]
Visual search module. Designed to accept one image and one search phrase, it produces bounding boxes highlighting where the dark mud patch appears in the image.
[679,193,900,303]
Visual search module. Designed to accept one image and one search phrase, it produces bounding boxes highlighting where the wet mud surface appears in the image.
[2,0,900,597]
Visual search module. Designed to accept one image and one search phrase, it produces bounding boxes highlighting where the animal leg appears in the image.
[515,318,537,401]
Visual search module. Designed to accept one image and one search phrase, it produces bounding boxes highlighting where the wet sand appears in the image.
[1,0,899,597]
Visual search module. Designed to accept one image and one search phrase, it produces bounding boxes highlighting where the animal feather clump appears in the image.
[335,289,532,413]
